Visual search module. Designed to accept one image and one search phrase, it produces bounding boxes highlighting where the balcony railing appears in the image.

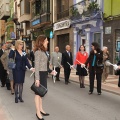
[40,12,50,23]
[57,9,69,20]
[69,1,100,20]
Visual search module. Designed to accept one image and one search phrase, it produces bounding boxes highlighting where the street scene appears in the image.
[1,0,120,120]
[0,71,120,120]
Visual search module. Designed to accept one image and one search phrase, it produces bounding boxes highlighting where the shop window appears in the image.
[115,29,120,62]
[94,33,101,47]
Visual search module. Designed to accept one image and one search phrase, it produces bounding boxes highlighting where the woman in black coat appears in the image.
[9,40,34,103]
[85,42,103,95]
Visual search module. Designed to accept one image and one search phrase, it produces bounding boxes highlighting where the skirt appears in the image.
[76,64,88,76]
[35,71,48,95]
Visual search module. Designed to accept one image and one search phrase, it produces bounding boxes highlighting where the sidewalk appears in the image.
[60,68,120,95]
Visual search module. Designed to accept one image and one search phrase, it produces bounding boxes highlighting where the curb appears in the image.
[60,77,120,96]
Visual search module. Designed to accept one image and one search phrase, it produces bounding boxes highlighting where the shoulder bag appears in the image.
[8,51,16,69]
[96,60,104,68]
[31,82,48,97]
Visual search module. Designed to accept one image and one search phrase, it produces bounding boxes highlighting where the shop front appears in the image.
[54,19,74,53]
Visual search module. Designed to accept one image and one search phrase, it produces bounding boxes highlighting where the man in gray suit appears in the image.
[50,46,62,81]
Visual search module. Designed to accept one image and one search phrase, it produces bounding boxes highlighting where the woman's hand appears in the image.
[94,50,97,53]
[50,70,57,76]
[35,80,40,87]
[30,68,35,72]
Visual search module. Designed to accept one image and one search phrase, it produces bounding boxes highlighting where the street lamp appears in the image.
[16,21,20,40]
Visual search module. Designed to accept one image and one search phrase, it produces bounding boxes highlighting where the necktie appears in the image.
[68,52,70,57]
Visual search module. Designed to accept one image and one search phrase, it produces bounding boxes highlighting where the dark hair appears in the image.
[34,35,47,52]
[79,45,86,51]
[91,42,100,52]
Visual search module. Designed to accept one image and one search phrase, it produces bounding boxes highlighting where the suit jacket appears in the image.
[50,52,62,67]
[61,51,73,68]
[0,49,4,70]
[85,50,103,73]
[9,50,31,71]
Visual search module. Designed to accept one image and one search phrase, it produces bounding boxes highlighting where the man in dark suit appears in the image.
[62,45,73,85]
[0,43,7,87]
[30,47,35,67]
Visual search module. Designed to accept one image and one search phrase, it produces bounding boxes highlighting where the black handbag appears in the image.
[8,51,16,69]
[96,60,104,68]
[31,82,48,97]
[115,69,120,75]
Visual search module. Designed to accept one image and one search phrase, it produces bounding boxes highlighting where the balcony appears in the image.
[70,1,100,20]
[19,14,31,23]
[57,9,69,20]
[0,3,10,20]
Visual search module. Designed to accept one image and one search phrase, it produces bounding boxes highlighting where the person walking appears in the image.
[102,46,110,83]
[0,43,7,87]
[30,46,35,67]
[9,40,34,103]
[85,42,103,95]
[50,46,62,81]
[61,45,73,85]
[34,35,55,120]
[74,45,88,88]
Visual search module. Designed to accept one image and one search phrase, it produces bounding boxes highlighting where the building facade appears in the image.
[70,0,103,59]
[53,0,74,54]
[103,0,120,74]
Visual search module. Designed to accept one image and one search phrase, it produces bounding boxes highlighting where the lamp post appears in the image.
[16,22,20,40]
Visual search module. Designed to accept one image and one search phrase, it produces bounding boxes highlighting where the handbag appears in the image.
[8,51,16,69]
[31,82,48,97]
[96,60,104,68]
[115,69,120,75]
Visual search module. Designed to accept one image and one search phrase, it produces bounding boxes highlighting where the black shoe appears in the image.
[7,88,11,90]
[80,83,82,88]
[11,93,14,95]
[65,82,68,85]
[98,93,101,95]
[56,79,60,81]
[68,81,71,83]
[15,98,18,103]
[36,114,44,120]
[1,85,5,87]
[18,97,24,102]
[40,111,50,116]
[88,91,93,95]
[82,85,85,88]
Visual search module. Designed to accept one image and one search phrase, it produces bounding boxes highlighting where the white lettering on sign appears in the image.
[54,20,71,31]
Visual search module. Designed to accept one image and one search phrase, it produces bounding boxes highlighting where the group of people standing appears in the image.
[0,34,111,120]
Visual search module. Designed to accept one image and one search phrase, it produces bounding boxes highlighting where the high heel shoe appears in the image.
[18,97,24,102]
[40,111,50,116]
[36,114,44,120]
[15,97,18,103]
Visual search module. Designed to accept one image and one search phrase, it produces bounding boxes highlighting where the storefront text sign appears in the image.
[54,20,71,31]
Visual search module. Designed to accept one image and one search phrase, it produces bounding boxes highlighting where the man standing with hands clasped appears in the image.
[50,46,62,81]
[62,45,73,85]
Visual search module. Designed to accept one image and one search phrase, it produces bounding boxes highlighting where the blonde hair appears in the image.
[15,40,24,50]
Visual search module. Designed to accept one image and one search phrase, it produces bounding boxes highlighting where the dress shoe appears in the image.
[1,85,5,87]
[36,114,44,120]
[65,82,68,85]
[15,98,18,103]
[18,97,24,102]
[80,84,82,88]
[68,81,71,83]
[40,111,50,116]
[88,91,93,95]
[56,79,60,81]
[11,93,14,95]
[98,93,101,95]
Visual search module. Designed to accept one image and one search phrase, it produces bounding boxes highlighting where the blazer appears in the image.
[50,52,62,67]
[35,50,52,80]
[85,50,103,73]
[61,51,73,68]
[9,50,31,71]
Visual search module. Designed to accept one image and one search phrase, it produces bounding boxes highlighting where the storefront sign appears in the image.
[50,31,53,38]
[105,27,111,34]
[32,19,40,26]
[54,20,71,31]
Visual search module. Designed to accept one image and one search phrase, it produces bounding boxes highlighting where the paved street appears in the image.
[0,71,120,120]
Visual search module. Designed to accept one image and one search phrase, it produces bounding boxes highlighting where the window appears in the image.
[36,0,41,15]
[94,33,101,47]
[31,3,35,17]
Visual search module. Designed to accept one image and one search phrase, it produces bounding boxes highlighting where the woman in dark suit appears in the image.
[85,42,103,95]
[9,40,34,103]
